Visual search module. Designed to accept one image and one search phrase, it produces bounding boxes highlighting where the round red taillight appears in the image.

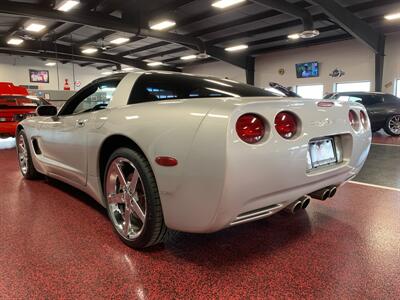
[236,114,265,144]
[274,112,298,139]
[360,110,368,129]
[349,110,359,131]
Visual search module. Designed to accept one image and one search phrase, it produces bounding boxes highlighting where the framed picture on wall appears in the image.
[29,69,49,83]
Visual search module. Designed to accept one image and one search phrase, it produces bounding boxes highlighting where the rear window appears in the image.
[0,96,48,107]
[130,73,276,103]
[384,94,400,103]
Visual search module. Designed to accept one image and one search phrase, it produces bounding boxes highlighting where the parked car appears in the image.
[0,82,50,138]
[324,92,400,136]
[16,72,371,249]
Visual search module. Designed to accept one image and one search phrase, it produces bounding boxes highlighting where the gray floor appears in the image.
[354,144,400,189]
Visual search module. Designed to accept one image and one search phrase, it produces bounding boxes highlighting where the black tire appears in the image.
[371,127,381,133]
[383,115,400,136]
[103,147,169,249]
[16,130,41,180]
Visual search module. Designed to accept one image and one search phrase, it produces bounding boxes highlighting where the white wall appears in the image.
[184,34,400,96]
[0,55,101,91]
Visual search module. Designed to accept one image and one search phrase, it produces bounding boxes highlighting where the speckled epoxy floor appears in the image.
[0,139,400,299]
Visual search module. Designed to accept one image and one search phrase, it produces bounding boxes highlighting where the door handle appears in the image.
[76,119,87,127]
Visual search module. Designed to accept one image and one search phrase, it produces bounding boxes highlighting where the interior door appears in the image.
[37,79,119,186]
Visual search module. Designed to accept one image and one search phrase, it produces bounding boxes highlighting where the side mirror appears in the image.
[36,105,58,117]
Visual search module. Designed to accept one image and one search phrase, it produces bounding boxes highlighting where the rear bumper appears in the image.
[0,122,17,137]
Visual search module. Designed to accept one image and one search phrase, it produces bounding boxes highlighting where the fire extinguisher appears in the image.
[64,79,71,91]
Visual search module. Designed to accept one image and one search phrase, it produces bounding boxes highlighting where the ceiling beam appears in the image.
[49,24,82,41]
[75,30,114,47]
[251,0,314,31]
[308,0,385,54]
[0,40,179,71]
[136,47,188,61]
[0,0,205,52]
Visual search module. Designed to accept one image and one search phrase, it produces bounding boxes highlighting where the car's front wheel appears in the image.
[104,148,168,249]
[16,130,41,179]
[384,115,400,136]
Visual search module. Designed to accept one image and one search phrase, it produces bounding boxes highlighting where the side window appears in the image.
[73,82,118,115]
[362,95,382,106]
[348,96,362,103]
[146,87,178,100]
[384,94,400,103]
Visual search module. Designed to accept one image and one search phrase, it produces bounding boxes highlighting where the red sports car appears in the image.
[0,82,50,138]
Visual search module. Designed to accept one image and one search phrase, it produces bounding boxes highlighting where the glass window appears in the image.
[130,73,276,103]
[296,85,324,99]
[335,82,371,93]
[362,95,383,106]
[384,94,400,103]
[73,84,117,114]
[396,79,400,97]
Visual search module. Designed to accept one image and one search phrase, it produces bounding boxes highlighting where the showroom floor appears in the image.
[0,134,399,299]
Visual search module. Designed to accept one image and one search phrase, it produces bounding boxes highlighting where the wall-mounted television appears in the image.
[295,62,319,78]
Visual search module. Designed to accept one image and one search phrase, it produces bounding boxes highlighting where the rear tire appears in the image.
[103,147,169,249]
[383,115,400,136]
[16,130,41,180]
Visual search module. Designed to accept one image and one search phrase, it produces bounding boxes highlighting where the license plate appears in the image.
[308,138,337,169]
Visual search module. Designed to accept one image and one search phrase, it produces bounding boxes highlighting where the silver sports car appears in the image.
[16,72,371,249]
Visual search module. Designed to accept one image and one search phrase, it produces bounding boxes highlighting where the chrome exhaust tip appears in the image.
[329,186,337,198]
[310,188,331,201]
[284,200,302,214]
[301,196,311,209]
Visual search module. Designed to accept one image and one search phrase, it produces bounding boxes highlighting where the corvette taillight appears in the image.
[236,114,265,144]
[275,112,297,139]
[360,110,368,129]
[349,110,359,131]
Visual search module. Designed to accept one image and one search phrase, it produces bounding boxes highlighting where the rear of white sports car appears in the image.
[162,97,371,233]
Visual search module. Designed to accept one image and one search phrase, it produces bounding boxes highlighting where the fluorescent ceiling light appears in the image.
[225,44,248,52]
[150,20,176,31]
[25,23,46,32]
[288,33,301,40]
[181,55,197,60]
[384,13,400,20]
[122,67,135,71]
[45,62,56,66]
[81,48,98,54]
[212,0,245,9]
[57,0,80,12]
[147,61,163,67]
[102,71,113,75]
[110,37,130,45]
[7,38,24,45]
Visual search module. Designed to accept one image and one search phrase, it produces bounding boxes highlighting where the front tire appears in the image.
[104,148,168,249]
[384,115,400,136]
[16,130,41,179]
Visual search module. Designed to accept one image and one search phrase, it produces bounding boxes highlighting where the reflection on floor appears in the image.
[0,137,16,150]
[372,130,400,145]
[354,144,400,189]
[0,148,399,298]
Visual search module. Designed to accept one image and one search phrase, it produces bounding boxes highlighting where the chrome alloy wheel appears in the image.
[105,157,147,240]
[17,134,28,175]
[388,115,400,135]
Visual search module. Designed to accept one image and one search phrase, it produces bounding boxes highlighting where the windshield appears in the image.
[0,96,49,107]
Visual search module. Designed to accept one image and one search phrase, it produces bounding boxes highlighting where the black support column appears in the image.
[246,57,255,86]
[375,36,386,92]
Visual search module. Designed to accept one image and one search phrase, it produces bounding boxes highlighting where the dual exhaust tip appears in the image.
[309,186,337,201]
[284,186,338,214]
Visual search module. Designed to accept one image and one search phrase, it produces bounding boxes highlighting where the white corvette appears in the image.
[16,72,371,249]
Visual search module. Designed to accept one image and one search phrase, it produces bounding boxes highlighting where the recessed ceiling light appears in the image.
[81,48,98,54]
[212,0,245,9]
[110,37,130,45]
[25,23,46,32]
[384,12,400,20]
[181,55,197,60]
[147,61,163,67]
[122,67,135,71]
[7,38,24,45]
[101,71,113,75]
[45,62,56,66]
[288,33,301,40]
[225,44,248,52]
[56,0,80,12]
[150,20,176,31]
